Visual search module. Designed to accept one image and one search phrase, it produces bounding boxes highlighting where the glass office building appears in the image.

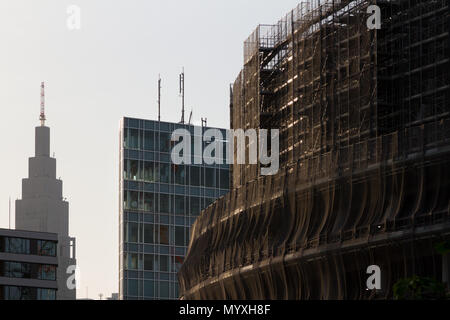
[119,117,230,300]
[0,228,58,300]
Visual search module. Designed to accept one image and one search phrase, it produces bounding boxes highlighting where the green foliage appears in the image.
[393,275,447,300]
[435,241,450,255]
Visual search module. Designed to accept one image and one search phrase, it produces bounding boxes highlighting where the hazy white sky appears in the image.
[0,0,301,299]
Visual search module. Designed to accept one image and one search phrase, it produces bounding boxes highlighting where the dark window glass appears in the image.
[126,191,139,210]
[159,163,170,183]
[216,169,220,189]
[174,165,185,185]
[37,288,56,300]
[39,265,56,281]
[190,166,200,186]
[124,159,140,180]
[143,162,155,182]
[159,132,171,152]
[144,193,154,212]
[160,282,169,299]
[190,197,201,216]
[185,228,190,248]
[127,253,139,270]
[144,254,154,271]
[6,238,30,255]
[144,131,155,151]
[144,280,154,298]
[205,168,215,188]
[175,195,185,215]
[37,240,56,257]
[129,129,140,149]
[144,224,154,244]
[128,223,139,243]
[175,227,185,246]
[160,256,169,272]
[160,226,169,245]
[159,194,171,213]
[128,279,138,296]
[220,169,229,189]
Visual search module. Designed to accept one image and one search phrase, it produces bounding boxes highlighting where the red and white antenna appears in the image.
[40,82,46,126]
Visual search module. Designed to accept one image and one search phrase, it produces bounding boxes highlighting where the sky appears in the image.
[0,0,302,299]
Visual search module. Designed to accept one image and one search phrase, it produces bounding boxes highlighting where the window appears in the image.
[6,238,30,255]
[126,191,140,210]
[37,288,56,300]
[143,162,155,182]
[124,159,140,180]
[144,193,154,212]
[159,132,171,152]
[159,194,171,213]
[160,281,169,299]
[159,163,170,183]
[174,165,185,185]
[175,195,185,215]
[129,129,140,149]
[205,168,215,188]
[126,253,139,270]
[220,169,229,189]
[144,224,154,244]
[190,166,200,186]
[127,222,140,243]
[37,240,56,257]
[127,279,139,296]
[190,197,201,216]
[144,131,155,151]
[175,227,185,246]
[144,254,154,271]
[160,226,169,245]
[144,280,154,298]
[39,265,56,281]
[160,255,169,272]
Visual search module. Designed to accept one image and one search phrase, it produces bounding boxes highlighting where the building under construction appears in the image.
[179,0,450,299]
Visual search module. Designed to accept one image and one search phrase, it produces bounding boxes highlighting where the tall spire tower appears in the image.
[15,82,77,300]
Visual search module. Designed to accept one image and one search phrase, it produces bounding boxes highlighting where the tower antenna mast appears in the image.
[40,82,46,126]
[158,75,161,122]
[179,68,185,124]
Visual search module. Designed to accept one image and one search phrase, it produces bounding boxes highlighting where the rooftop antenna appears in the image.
[188,110,193,125]
[179,68,185,124]
[8,197,11,229]
[158,75,161,122]
[40,82,46,126]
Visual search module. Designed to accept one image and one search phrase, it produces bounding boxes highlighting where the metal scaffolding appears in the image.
[180,0,450,299]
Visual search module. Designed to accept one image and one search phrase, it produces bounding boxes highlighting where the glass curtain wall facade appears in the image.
[119,117,229,300]
[0,229,58,300]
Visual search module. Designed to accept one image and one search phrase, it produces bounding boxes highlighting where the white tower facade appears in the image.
[15,84,76,300]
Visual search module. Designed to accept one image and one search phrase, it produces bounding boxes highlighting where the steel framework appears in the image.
[179,0,450,299]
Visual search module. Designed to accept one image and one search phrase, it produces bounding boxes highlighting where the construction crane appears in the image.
[40,82,46,126]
